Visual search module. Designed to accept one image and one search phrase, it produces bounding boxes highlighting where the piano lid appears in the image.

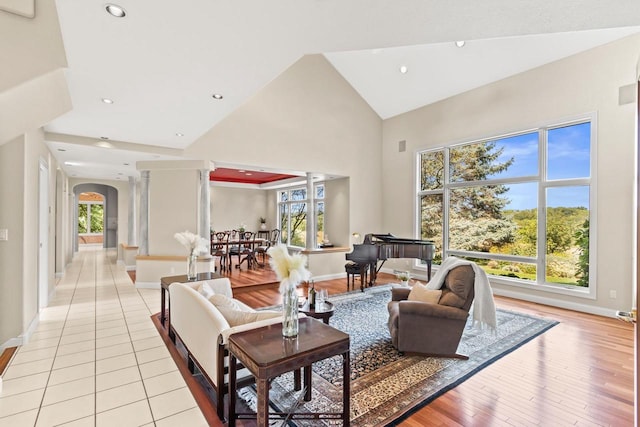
[365,233,434,245]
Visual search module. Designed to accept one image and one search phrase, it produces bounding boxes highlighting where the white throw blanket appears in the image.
[426,256,497,332]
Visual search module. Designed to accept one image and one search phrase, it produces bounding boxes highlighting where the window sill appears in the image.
[300,246,350,255]
[419,263,595,300]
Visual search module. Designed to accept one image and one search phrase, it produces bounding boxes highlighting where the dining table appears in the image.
[211,236,267,270]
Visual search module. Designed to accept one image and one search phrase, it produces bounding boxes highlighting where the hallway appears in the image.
[0,247,208,426]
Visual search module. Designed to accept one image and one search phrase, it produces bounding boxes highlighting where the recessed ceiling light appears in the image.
[101,98,114,104]
[95,141,114,149]
[399,65,408,74]
[212,93,224,100]
[455,40,466,48]
[105,4,126,18]
[65,161,81,166]
[176,132,184,137]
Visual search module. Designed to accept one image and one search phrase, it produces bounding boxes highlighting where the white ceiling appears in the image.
[44,0,640,181]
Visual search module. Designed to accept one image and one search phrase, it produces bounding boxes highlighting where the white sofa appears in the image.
[169,278,285,421]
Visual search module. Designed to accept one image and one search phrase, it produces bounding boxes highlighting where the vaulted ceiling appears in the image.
[43,0,640,181]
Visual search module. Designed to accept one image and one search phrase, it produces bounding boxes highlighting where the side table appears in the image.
[299,301,335,324]
[228,317,350,426]
[160,272,221,341]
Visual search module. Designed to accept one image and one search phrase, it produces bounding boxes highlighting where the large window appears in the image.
[417,119,593,292]
[278,184,325,248]
[78,202,104,234]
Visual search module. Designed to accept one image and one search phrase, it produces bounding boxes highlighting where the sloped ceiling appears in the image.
[39,0,640,180]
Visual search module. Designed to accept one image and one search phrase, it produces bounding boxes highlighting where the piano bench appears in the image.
[345,262,368,292]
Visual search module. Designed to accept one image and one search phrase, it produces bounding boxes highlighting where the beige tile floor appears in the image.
[0,246,208,426]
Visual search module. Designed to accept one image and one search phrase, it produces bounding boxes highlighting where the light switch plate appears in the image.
[0,229,7,241]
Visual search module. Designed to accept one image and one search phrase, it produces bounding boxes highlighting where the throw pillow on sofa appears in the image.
[208,294,246,311]
[198,282,215,299]
[407,283,442,304]
[216,306,281,327]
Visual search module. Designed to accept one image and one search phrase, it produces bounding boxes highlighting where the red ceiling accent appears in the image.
[209,168,298,185]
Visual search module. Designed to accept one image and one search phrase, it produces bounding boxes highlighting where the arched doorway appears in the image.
[73,184,118,252]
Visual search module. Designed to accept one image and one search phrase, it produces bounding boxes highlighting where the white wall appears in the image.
[382,34,640,314]
[0,0,70,347]
[0,128,58,348]
[210,185,268,232]
[324,178,350,248]
[149,169,199,256]
[186,54,384,247]
[0,135,26,345]
[0,1,71,144]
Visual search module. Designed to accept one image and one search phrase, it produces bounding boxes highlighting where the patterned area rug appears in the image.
[243,285,558,426]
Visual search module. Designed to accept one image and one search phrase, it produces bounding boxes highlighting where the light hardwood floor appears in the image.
[4,249,630,426]
[230,269,635,426]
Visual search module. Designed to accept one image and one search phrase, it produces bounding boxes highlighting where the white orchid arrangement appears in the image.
[174,231,209,257]
[267,244,311,293]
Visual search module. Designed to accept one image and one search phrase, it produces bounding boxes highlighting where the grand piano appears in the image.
[345,233,435,289]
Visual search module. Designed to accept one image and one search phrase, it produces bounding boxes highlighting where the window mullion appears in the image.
[537,128,547,284]
[442,148,450,259]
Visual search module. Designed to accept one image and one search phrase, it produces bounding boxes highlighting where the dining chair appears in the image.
[231,231,256,269]
[211,231,230,273]
[255,228,281,265]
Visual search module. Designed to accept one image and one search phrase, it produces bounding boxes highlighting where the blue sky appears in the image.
[488,122,591,211]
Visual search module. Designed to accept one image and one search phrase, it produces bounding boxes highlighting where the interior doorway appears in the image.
[77,192,105,246]
[72,183,118,253]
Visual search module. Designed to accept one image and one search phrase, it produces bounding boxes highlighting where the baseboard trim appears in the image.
[310,272,347,282]
[493,288,617,318]
[378,267,615,318]
[21,314,40,345]
[0,337,23,351]
[1,314,39,350]
[135,281,160,289]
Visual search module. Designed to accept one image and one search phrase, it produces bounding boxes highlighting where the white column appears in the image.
[138,170,150,255]
[306,172,316,249]
[128,176,137,246]
[199,169,211,242]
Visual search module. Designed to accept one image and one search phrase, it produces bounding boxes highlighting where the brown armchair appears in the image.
[387,265,475,359]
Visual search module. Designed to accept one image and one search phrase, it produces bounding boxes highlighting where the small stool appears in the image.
[345,261,368,292]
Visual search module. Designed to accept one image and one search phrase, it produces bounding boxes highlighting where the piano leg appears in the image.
[360,265,367,292]
[368,263,377,288]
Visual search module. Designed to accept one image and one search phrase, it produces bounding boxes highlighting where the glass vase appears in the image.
[187,253,197,281]
[281,285,299,337]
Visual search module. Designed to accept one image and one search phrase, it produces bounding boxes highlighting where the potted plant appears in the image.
[259,217,267,230]
[396,271,410,287]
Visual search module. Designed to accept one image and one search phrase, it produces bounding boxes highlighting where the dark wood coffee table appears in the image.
[228,317,350,427]
[160,272,221,341]
[299,301,335,324]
